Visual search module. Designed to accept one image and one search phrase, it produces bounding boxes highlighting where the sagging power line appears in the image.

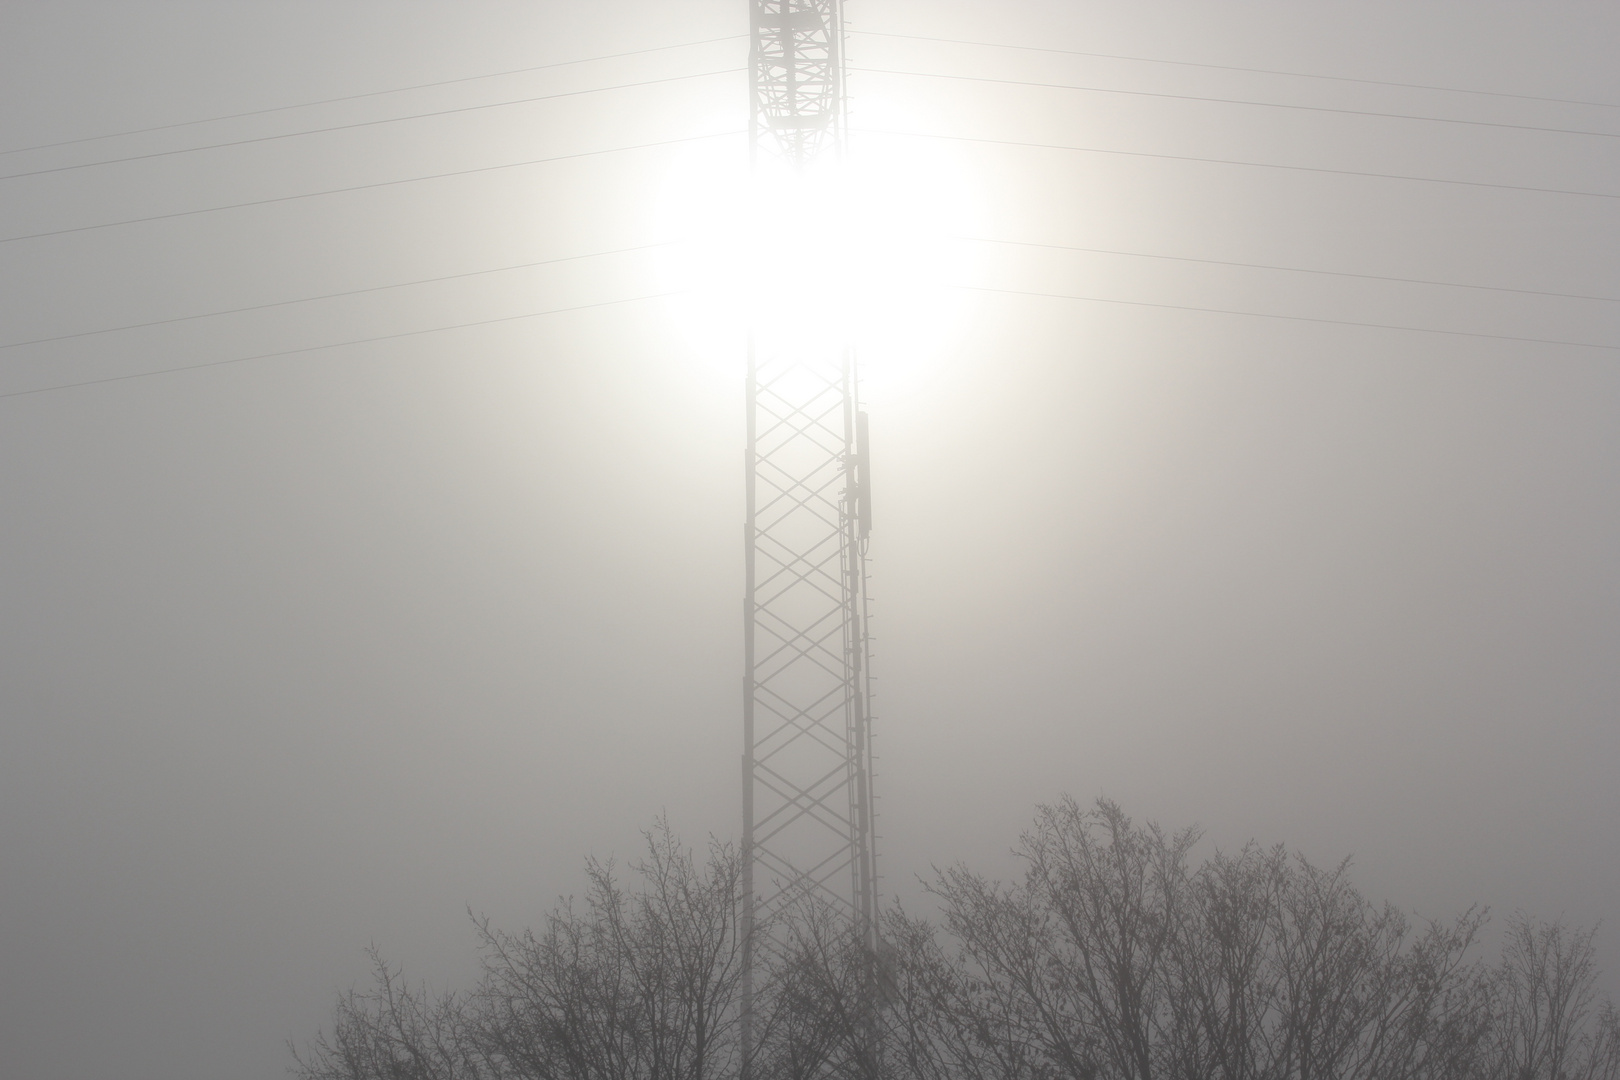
[0,69,744,183]
[959,236,1620,305]
[0,291,682,401]
[0,34,747,158]
[0,242,677,352]
[851,66,1620,140]
[0,130,744,246]
[848,28,1620,111]
[956,283,1620,351]
[857,127,1620,201]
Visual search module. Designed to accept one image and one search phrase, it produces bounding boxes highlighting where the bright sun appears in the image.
[654,119,981,399]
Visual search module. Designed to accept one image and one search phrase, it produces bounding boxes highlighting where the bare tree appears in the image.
[297,803,1618,1080]
[292,947,489,1080]
[751,896,879,1080]
[1260,856,1404,1079]
[473,822,748,1080]
[929,798,1197,1080]
[879,903,1050,1080]
[933,854,1096,1079]
[920,798,1510,1080]
[1165,841,1290,1080]
[298,822,747,1080]
[1487,914,1620,1080]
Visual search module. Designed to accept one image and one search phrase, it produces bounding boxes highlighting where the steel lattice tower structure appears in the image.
[739,0,877,1070]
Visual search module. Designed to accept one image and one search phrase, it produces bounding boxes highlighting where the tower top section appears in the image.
[749,0,846,168]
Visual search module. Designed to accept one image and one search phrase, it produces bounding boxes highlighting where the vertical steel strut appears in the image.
[739,1,877,1074]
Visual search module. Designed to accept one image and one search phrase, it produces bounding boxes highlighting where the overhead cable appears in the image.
[13,231,1604,359]
[0,292,682,402]
[0,69,744,183]
[848,29,1620,111]
[0,34,747,158]
[0,130,744,246]
[14,232,1603,359]
[12,278,1610,404]
[852,67,1620,140]
[960,236,1620,305]
[0,242,675,352]
[957,283,1619,351]
[856,127,1620,201]
[16,26,1599,166]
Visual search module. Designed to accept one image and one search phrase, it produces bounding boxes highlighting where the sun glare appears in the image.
[654,120,981,400]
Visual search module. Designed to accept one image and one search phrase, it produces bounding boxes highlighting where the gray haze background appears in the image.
[1,2,1617,1077]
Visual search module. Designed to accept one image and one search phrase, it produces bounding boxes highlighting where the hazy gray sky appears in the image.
[2,3,1617,1078]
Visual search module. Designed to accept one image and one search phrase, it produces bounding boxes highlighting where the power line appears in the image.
[0,129,744,247]
[856,126,1620,201]
[12,231,1600,358]
[0,241,674,352]
[9,273,1611,404]
[0,69,744,183]
[10,60,1598,191]
[0,291,681,402]
[0,34,747,159]
[14,227,1602,360]
[961,236,1620,305]
[16,25,1600,169]
[852,66,1620,141]
[16,280,1608,404]
[848,29,1620,111]
[957,283,1619,351]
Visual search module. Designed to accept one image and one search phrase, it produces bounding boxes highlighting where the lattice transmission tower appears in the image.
[739,0,878,1067]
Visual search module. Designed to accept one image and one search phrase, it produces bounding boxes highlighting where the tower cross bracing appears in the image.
[739,0,878,1069]
[746,349,874,923]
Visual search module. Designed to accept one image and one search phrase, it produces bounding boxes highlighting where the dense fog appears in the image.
[1,3,1616,1078]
